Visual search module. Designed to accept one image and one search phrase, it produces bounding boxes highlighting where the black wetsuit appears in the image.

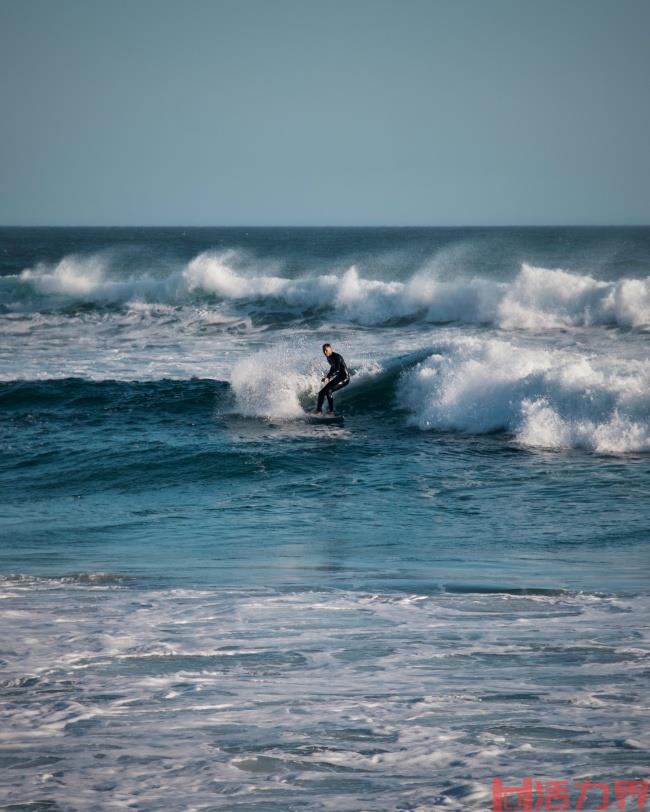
[316,352,350,413]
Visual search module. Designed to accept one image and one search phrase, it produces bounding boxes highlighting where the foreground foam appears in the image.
[2,581,648,810]
[397,336,650,453]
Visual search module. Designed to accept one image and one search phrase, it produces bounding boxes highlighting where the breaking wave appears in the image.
[3,250,650,329]
[397,337,650,454]
[2,341,649,453]
[225,338,650,453]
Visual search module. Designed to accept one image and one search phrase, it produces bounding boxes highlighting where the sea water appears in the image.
[1,227,649,810]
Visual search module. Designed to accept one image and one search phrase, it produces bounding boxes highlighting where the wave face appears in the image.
[3,249,650,329]
[0,377,228,414]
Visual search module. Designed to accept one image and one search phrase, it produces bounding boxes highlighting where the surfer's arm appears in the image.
[328,354,343,378]
[322,361,335,382]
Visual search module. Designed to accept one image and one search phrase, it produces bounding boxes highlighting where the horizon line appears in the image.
[1,223,650,229]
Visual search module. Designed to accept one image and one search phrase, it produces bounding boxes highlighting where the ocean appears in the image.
[1,226,649,810]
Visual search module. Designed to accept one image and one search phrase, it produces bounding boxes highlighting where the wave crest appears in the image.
[498,264,650,329]
[4,251,650,330]
[17,255,183,303]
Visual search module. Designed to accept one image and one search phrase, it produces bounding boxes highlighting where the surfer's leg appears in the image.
[316,385,328,413]
[326,377,348,412]
[322,384,333,413]
[316,376,348,414]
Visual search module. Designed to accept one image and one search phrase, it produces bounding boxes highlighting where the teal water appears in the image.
[1,227,649,810]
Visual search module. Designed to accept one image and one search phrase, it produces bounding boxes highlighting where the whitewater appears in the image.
[4,247,650,328]
[1,227,649,810]
[2,234,650,453]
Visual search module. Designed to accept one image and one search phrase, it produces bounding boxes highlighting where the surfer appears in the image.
[314,343,350,414]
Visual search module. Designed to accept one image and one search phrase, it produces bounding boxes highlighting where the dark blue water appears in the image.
[1,228,649,810]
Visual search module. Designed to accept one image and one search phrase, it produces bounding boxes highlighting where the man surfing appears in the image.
[313,343,350,415]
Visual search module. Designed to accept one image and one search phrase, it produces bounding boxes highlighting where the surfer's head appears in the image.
[322,343,333,357]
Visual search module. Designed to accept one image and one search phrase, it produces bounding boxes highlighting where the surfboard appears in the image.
[303,412,344,425]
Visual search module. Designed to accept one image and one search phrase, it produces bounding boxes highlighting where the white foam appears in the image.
[5,252,650,330]
[2,582,648,809]
[397,336,650,453]
[499,263,650,329]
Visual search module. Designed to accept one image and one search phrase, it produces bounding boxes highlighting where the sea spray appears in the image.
[230,344,320,418]
[17,254,185,304]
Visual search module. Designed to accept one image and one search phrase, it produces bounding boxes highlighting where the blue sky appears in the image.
[1,0,649,225]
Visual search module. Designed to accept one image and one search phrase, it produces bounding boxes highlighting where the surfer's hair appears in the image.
[322,343,332,351]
